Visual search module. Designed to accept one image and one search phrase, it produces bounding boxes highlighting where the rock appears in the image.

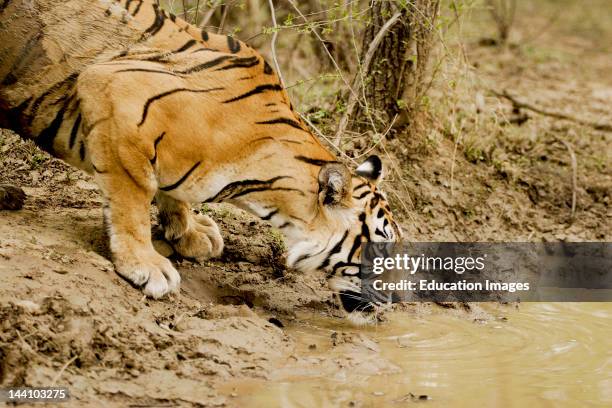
[76,180,98,191]
[0,184,26,210]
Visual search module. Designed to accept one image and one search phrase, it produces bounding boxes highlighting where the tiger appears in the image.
[0,0,402,315]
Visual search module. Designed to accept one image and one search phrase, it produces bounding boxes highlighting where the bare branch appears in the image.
[218,5,229,34]
[267,0,285,88]
[285,0,357,99]
[492,89,612,132]
[200,0,223,28]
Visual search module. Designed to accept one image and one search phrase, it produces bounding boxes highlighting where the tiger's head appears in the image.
[284,155,402,317]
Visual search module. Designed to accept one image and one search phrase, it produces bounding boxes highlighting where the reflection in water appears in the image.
[223,303,612,407]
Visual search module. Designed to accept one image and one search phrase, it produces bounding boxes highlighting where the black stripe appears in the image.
[116,68,182,77]
[374,228,387,239]
[150,131,165,164]
[191,47,221,53]
[261,209,279,220]
[169,13,176,22]
[319,230,349,270]
[131,0,143,16]
[173,39,197,53]
[79,141,86,161]
[69,113,81,149]
[294,155,338,166]
[29,73,79,121]
[216,56,260,71]
[256,118,304,130]
[263,60,274,75]
[353,182,369,192]
[227,36,240,53]
[346,235,362,264]
[278,222,292,229]
[159,161,201,191]
[178,55,233,74]
[36,99,69,153]
[335,262,361,275]
[201,29,209,41]
[139,87,223,126]
[290,214,308,224]
[353,190,370,199]
[231,186,303,200]
[140,54,172,63]
[0,97,31,134]
[370,194,380,209]
[248,136,274,146]
[360,213,371,241]
[265,102,276,107]
[139,4,165,41]
[114,50,168,62]
[205,176,297,203]
[280,139,302,145]
[223,84,282,104]
[92,164,107,173]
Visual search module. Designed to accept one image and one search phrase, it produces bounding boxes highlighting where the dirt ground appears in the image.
[0,1,610,406]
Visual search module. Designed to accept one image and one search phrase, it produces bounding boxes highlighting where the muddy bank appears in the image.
[0,129,334,406]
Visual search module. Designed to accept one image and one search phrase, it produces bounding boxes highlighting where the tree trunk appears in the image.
[354,0,409,130]
[349,0,439,134]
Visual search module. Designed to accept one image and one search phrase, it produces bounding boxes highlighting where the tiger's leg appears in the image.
[96,167,181,298]
[155,192,223,260]
[77,62,181,298]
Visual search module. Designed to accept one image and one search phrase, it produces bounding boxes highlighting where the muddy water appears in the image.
[223,303,611,407]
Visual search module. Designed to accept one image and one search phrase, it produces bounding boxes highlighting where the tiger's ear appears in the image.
[356,155,383,184]
[318,163,352,206]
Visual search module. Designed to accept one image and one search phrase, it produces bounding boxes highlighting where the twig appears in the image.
[194,0,201,25]
[51,355,78,386]
[334,11,403,145]
[492,89,612,132]
[557,138,578,221]
[352,114,398,160]
[267,0,285,88]
[217,5,229,34]
[298,113,357,165]
[181,0,188,20]
[285,0,357,98]
[200,0,223,28]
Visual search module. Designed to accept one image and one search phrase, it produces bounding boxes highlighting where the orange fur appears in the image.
[0,0,401,307]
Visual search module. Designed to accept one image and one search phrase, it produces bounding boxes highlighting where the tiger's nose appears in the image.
[339,290,375,313]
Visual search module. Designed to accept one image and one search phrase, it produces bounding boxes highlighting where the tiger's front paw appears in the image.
[115,251,181,298]
[171,214,224,260]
